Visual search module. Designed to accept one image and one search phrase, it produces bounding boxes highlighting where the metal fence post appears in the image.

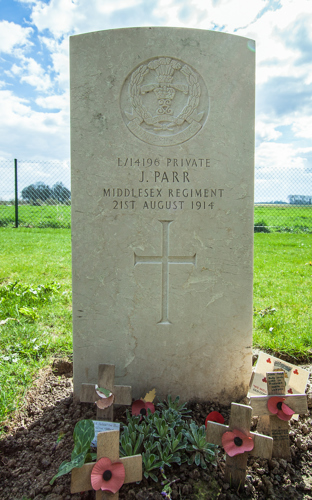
[14,158,18,228]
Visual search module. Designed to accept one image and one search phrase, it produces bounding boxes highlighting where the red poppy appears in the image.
[205,411,225,427]
[222,429,254,457]
[267,396,295,421]
[91,457,125,493]
[132,400,155,417]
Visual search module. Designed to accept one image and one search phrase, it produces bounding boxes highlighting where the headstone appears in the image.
[71,27,255,402]
[206,403,273,489]
[71,430,142,499]
[80,363,132,420]
[250,371,308,459]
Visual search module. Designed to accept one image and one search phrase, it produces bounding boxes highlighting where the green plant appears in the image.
[119,425,144,457]
[165,428,188,457]
[50,420,96,485]
[119,402,216,483]
[155,441,181,467]
[184,422,216,469]
[152,414,170,440]
[158,395,192,416]
[18,306,39,321]
[141,450,163,482]
[254,220,270,233]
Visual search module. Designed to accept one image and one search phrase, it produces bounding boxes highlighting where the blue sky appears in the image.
[0,0,312,201]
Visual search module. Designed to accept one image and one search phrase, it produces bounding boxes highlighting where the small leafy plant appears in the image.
[0,281,61,322]
[50,420,96,485]
[184,422,216,469]
[120,396,216,482]
[158,395,192,416]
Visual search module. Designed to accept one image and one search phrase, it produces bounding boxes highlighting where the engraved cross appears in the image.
[134,220,196,324]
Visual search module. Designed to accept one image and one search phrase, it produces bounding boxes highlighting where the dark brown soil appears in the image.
[0,359,312,500]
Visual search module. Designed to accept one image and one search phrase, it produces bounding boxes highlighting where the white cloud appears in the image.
[29,0,144,38]
[20,58,53,92]
[193,0,268,31]
[237,0,312,85]
[292,115,312,140]
[256,115,283,142]
[30,0,80,38]
[5,57,53,92]
[36,92,69,110]
[255,142,312,201]
[0,90,69,160]
[40,36,69,90]
[0,20,33,53]
[256,141,311,172]
[95,0,142,16]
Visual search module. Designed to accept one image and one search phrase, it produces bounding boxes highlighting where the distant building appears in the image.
[288,195,312,205]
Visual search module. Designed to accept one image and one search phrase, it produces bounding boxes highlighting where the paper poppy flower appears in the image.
[222,429,254,457]
[205,411,225,427]
[91,457,125,493]
[132,399,155,417]
[267,396,295,421]
[95,385,115,410]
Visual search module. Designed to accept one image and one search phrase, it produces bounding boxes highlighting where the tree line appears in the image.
[21,182,71,205]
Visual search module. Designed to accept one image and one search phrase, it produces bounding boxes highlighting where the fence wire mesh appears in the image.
[0,160,71,228]
[254,163,312,233]
[1,160,312,231]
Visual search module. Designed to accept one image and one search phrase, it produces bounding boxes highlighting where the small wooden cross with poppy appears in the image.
[250,371,308,459]
[71,429,142,499]
[206,403,273,489]
[80,364,132,421]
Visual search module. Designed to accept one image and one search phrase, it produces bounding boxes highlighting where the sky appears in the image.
[0,0,312,202]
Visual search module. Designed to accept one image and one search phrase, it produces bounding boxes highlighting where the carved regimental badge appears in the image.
[120,57,209,146]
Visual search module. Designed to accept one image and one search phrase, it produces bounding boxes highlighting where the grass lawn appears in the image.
[0,204,71,228]
[0,228,311,431]
[254,204,312,232]
[253,233,312,357]
[0,228,72,428]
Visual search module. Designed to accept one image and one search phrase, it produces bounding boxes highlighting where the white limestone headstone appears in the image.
[70,27,255,403]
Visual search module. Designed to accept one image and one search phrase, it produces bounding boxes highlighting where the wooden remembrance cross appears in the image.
[80,364,132,420]
[250,371,308,459]
[206,403,273,489]
[71,430,142,499]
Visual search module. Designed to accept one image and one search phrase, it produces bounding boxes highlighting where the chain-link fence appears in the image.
[1,159,312,231]
[254,163,312,233]
[0,159,71,228]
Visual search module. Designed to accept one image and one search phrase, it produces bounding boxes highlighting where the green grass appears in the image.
[253,233,312,358]
[0,204,71,228]
[0,228,72,428]
[255,204,312,233]
[0,228,311,431]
